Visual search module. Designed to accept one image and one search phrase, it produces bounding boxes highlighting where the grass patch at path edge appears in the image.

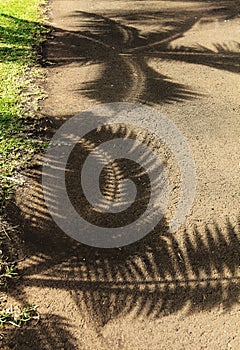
[0,0,50,328]
[0,0,49,208]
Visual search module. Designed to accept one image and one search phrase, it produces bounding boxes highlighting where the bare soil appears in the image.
[2,1,240,349]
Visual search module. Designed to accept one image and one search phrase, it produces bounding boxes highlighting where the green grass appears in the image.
[0,0,47,331]
[0,304,39,327]
[0,0,49,207]
[0,220,19,289]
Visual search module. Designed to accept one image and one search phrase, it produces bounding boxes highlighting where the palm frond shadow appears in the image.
[43,6,240,104]
[4,120,240,329]
[1,1,240,342]
[75,221,240,326]
[1,314,78,350]
[5,194,240,329]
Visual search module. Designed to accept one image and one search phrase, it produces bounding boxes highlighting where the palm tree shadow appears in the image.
[5,195,240,329]
[1,314,79,350]
[4,118,240,330]
[43,6,240,104]
[2,0,240,344]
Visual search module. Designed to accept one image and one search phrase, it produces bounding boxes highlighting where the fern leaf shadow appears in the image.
[4,119,240,329]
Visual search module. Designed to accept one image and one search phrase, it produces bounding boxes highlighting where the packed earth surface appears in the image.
[2,1,240,349]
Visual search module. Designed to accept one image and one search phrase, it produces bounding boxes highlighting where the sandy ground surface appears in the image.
[2,1,240,349]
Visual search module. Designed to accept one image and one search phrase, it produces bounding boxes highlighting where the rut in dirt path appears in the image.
[45,9,240,105]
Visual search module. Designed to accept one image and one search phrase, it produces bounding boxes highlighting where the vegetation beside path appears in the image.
[0,0,49,330]
[0,0,49,207]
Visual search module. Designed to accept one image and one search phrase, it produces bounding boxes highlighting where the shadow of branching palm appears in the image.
[4,120,240,329]
[2,1,240,346]
[44,3,240,104]
[5,193,240,329]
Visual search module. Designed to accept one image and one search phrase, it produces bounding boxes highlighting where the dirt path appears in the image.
[3,1,240,349]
